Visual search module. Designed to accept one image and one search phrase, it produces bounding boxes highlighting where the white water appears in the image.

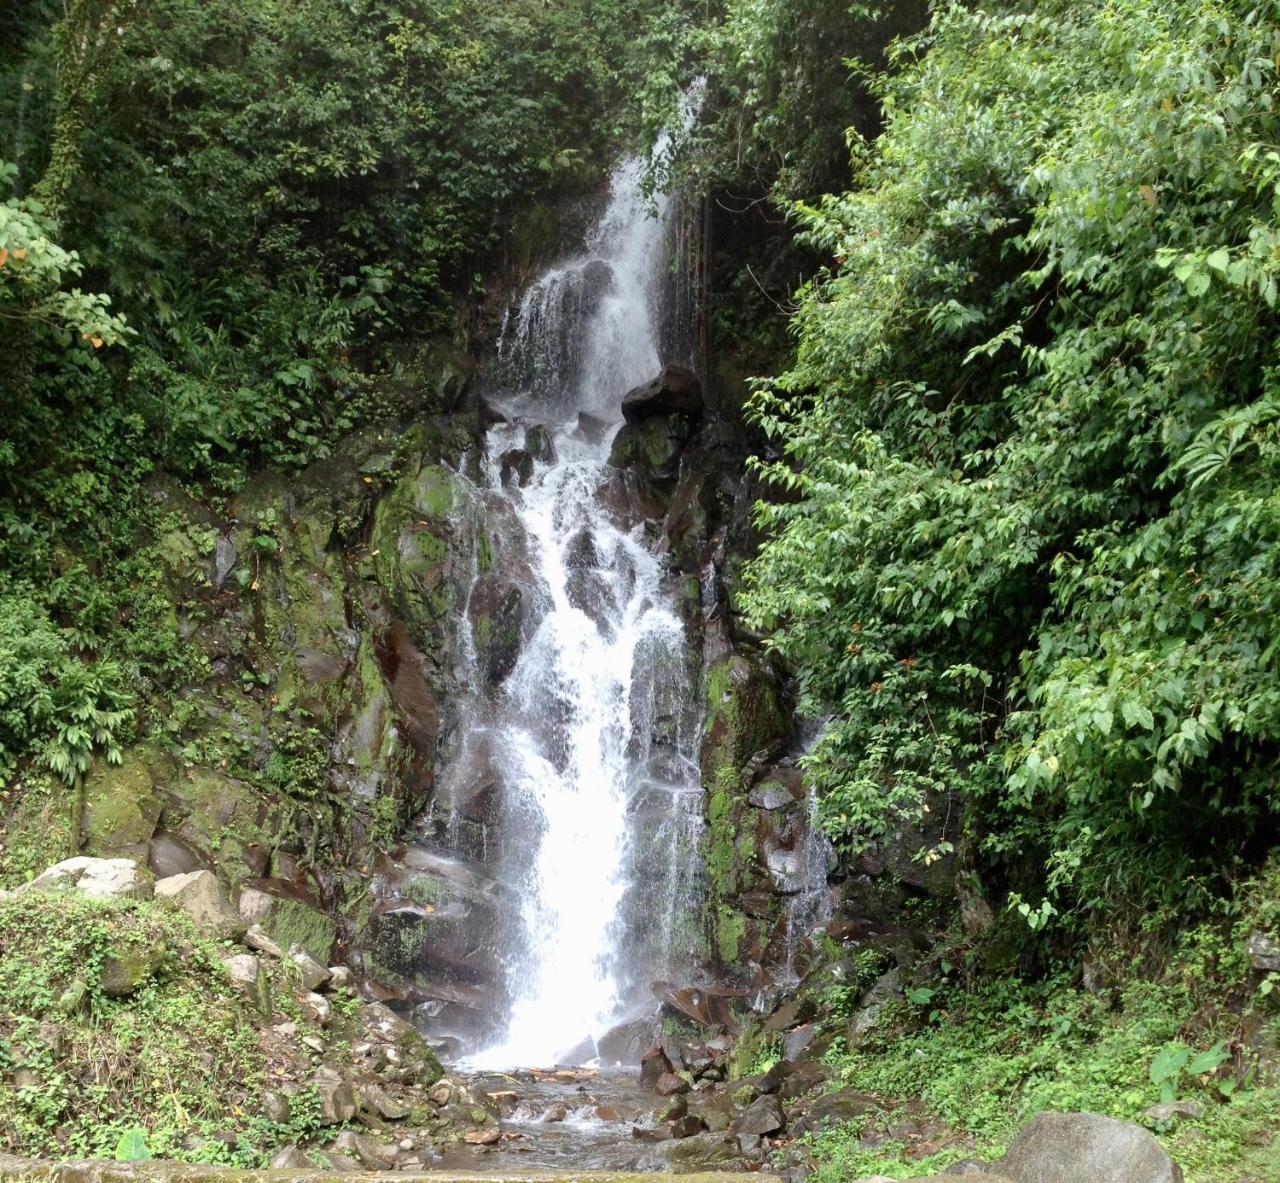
[467,88,705,1068]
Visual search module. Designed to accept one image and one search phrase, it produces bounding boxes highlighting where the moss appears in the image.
[80,754,162,855]
[258,895,337,964]
[716,905,746,965]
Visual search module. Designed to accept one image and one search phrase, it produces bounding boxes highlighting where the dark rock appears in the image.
[148,831,206,879]
[782,1024,818,1062]
[765,998,817,1032]
[655,1071,690,1097]
[499,449,535,486]
[758,1060,796,1095]
[598,1014,660,1064]
[732,1093,785,1136]
[663,1131,744,1169]
[525,424,556,463]
[640,1045,674,1087]
[653,981,748,1030]
[779,1060,830,1100]
[622,366,702,423]
[691,1090,738,1132]
[668,1114,706,1139]
[658,1094,688,1122]
[575,411,613,445]
[632,1124,672,1143]
[998,1112,1184,1183]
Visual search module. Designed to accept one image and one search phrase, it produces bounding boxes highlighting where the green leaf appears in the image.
[115,1129,152,1162]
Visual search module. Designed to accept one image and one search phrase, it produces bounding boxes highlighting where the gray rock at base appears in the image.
[732,1093,785,1136]
[244,925,285,958]
[289,944,331,992]
[221,953,270,1013]
[782,1024,817,1062]
[20,856,154,901]
[155,870,246,939]
[359,1083,411,1121]
[313,1066,358,1125]
[1144,1100,1204,1124]
[999,1112,1183,1183]
[268,1146,311,1169]
[331,1130,397,1169]
[262,1090,292,1124]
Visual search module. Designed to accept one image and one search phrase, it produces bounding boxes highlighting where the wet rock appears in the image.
[655,1071,690,1097]
[542,1104,567,1123]
[658,1094,688,1122]
[732,1093,785,1136]
[622,365,702,423]
[653,981,747,1030]
[663,1130,744,1169]
[332,1130,397,1170]
[691,1090,738,1132]
[463,1127,500,1146]
[632,1125,672,1143]
[575,411,613,444]
[154,870,246,940]
[758,1060,797,1095]
[500,449,535,486]
[599,1014,660,1064]
[765,997,817,1032]
[668,1114,706,1139]
[20,856,154,901]
[640,1045,674,1087]
[313,1066,358,1124]
[749,781,796,811]
[213,534,237,590]
[147,831,206,880]
[1247,931,1280,971]
[998,1112,1184,1183]
[525,424,556,463]
[779,1060,830,1101]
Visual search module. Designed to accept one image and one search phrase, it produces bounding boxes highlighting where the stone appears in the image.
[332,1130,397,1169]
[262,1091,291,1124]
[361,1002,444,1086]
[732,1093,785,1136]
[327,965,354,990]
[998,1111,1184,1183]
[782,1024,818,1062]
[758,1059,796,1094]
[80,755,162,856]
[463,1127,500,1145]
[269,1147,312,1169]
[655,1071,690,1096]
[220,954,270,1013]
[360,1083,411,1121]
[1144,1100,1204,1123]
[791,1087,883,1134]
[313,1066,358,1125]
[237,884,336,964]
[289,944,331,992]
[20,856,154,901]
[1247,931,1280,972]
[640,1045,674,1087]
[663,1131,744,1169]
[542,1104,567,1122]
[302,991,332,1025]
[631,1125,672,1143]
[668,1114,706,1139]
[99,944,164,998]
[778,1060,830,1101]
[658,1094,688,1122]
[154,870,246,940]
[244,926,285,958]
[621,365,702,422]
[737,1133,763,1154]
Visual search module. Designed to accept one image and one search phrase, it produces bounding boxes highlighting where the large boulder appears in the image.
[155,870,246,940]
[621,366,703,423]
[998,1112,1183,1183]
[19,857,154,901]
[238,882,336,964]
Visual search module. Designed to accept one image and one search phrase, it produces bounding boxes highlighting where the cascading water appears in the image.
[432,85,707,1068]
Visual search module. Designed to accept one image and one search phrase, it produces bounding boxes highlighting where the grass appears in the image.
[0,891,322,1165]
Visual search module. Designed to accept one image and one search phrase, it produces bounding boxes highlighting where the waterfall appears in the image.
[437,85,707,1068]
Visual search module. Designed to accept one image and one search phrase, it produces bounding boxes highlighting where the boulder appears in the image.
[332,1130,397,1170]
[262,1091,292,1124]
[221,953,271,1014]
[288,944,331,992]
[100,943,165,998]
[621,366,702,423]
[269,1147,312,1169]
[998,1112,1184,1183]
[361,1002,444,1086]
[80,756,162,856]
[20,857,154,901]
[640,1045,674,1087]
[663,1131,744,1169]
[791,1087,883,1134]
[668,1114,706,1139]
[154,870,246,940]
[732,1093,785,1136]
[655,1071,690,1097]
[313,1066,358,1125]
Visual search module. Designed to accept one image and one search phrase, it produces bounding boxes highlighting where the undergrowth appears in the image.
[0,892,320,1164]
[807,867,1280,1183]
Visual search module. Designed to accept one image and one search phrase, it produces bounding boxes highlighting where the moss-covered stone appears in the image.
[81,754,164,857]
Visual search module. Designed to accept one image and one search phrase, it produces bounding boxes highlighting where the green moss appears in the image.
[80,754,161,855]
[259,895,337,964]
[715,905,746,966]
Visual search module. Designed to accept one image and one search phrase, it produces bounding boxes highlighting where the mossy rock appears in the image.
[240,887,337,964]
[81,752,168,857]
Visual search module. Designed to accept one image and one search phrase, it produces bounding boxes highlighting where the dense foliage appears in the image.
[742,0,1280,926]
[0,0,683,780]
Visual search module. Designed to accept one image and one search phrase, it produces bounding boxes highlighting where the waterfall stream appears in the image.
[411,88,707,1069]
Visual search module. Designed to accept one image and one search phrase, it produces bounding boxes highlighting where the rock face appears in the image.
[998,1112,1184,1183]
[621,365,703,422]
